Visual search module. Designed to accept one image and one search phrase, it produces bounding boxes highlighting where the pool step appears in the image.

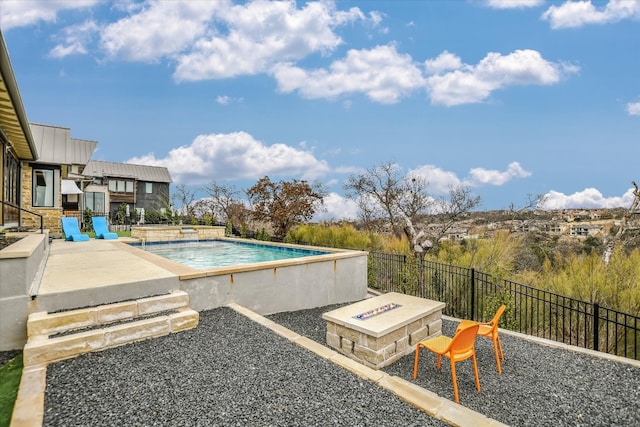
[23,290,198,366]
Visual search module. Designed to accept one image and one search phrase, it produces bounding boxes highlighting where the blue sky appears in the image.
[2,0,639,220]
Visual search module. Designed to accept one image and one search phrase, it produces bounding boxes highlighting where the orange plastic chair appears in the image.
[413,323,481,403]
[456,304,506,374]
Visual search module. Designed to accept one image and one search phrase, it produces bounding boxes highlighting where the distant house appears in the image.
[0,32,38,231]
[570,224,602,238]
[83,160,172,220]
[24,123,97,232]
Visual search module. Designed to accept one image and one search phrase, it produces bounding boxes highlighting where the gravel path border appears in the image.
[43,307,448,427]
[36,302,640,426]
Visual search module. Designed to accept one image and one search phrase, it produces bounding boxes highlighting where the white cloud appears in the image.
[313,192,359,221]
[542,0,640,29]
[485,0,544,9]
[409,162,531,194]
[126,131,330,184]
[100,1,221,62]
[424,51,462,74]
[271,44,425,104]
[216,96,231,105]
[173,1,365,80]
[49,20,100,58]
[409,165,462,194]
[627,101,640,116]
[466,162,532,186]
[0,0,100,30]
[539,187,635,209]
[425,49,579,106]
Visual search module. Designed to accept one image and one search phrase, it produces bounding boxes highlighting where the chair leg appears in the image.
[496,334,505,360]
[450,359,459,403]
[436,354,441,370]
[492,336,502,375]
[471,353,481,393]
[413,345,421,379]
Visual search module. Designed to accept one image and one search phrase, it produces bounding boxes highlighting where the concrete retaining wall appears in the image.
[0,233,49,350]
[182,253,368,315]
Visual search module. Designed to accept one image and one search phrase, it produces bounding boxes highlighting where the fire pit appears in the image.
[322,292,445,369]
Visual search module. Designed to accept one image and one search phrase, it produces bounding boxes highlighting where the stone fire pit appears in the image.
[322,292,445,369]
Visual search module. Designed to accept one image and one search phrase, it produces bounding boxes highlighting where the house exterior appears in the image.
[0,31,38,231]
[83,160,172,221]
[21,123,97,233]
[570,224,603,238]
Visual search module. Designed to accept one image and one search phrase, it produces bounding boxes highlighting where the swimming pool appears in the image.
[137,240,329,269]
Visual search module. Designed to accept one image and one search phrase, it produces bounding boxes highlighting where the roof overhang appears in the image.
[0,31,37,160]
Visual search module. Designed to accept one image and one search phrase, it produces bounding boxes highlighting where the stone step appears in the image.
[23,291,198,366]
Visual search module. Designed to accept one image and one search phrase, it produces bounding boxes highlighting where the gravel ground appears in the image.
[270,304,640,427]
[43,307,448,427]
[40,302,640,426]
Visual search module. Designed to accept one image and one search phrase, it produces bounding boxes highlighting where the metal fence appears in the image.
[368,251,640,361]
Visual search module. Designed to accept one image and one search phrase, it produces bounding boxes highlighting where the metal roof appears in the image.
[0,30,37,160]
[29,123,97,165]
[84,160,173,183]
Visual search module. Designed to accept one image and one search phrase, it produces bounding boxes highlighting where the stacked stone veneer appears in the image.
[131,225,225,242]
[23,290,198,366]
[20,163,63,233]
[325,310,443,370]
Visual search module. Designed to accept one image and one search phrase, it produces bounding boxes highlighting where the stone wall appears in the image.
[325,310,443,370]
[131,226,226,242]
[20,163,63,233]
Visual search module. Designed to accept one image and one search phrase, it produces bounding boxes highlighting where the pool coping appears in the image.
[121,238,367,280]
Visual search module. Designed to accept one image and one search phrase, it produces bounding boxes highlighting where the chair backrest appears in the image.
[449,323,479,354]
[61,217,81,235]
[92,216,109,233]
[488,304,506,332]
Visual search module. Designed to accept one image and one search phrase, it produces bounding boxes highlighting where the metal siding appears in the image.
[29,123,97,165]
[84,160,172,183]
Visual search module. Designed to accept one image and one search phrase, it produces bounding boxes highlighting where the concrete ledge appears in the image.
[292,336,336,359]
[0,233,46,259]
[378,376,508,427]
[27,290,189,337]
[137,291,189,315]
[10,364,47,427]
[23,309,199,366]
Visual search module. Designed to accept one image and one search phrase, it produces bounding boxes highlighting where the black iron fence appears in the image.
[368,251,640,361]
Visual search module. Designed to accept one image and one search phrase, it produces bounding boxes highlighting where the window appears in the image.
[145,182,153,193]
[3,147,20,223]
[62,194,79,210]
[84,192,105,213]
[33,168,59,207]
[108,179,134,193]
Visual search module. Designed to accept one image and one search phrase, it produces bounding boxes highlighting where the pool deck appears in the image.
[31,238,198,313]
[13,238,512,427]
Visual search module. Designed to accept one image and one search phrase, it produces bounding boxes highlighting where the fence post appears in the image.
[593,302,599,352]
[470,268,475,321]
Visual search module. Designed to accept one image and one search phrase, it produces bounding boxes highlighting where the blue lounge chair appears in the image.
[92,216,118,240]
[61,217,90,242]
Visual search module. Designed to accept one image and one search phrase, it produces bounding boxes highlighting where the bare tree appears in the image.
[344,161,431,237]
[171,184,198,223]
[200,180,243,223]
[246,176,327,238]
[431,186,482,243]
[345,161,481,256]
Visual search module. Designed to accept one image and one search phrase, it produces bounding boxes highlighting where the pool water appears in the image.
[138,240,328,269]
